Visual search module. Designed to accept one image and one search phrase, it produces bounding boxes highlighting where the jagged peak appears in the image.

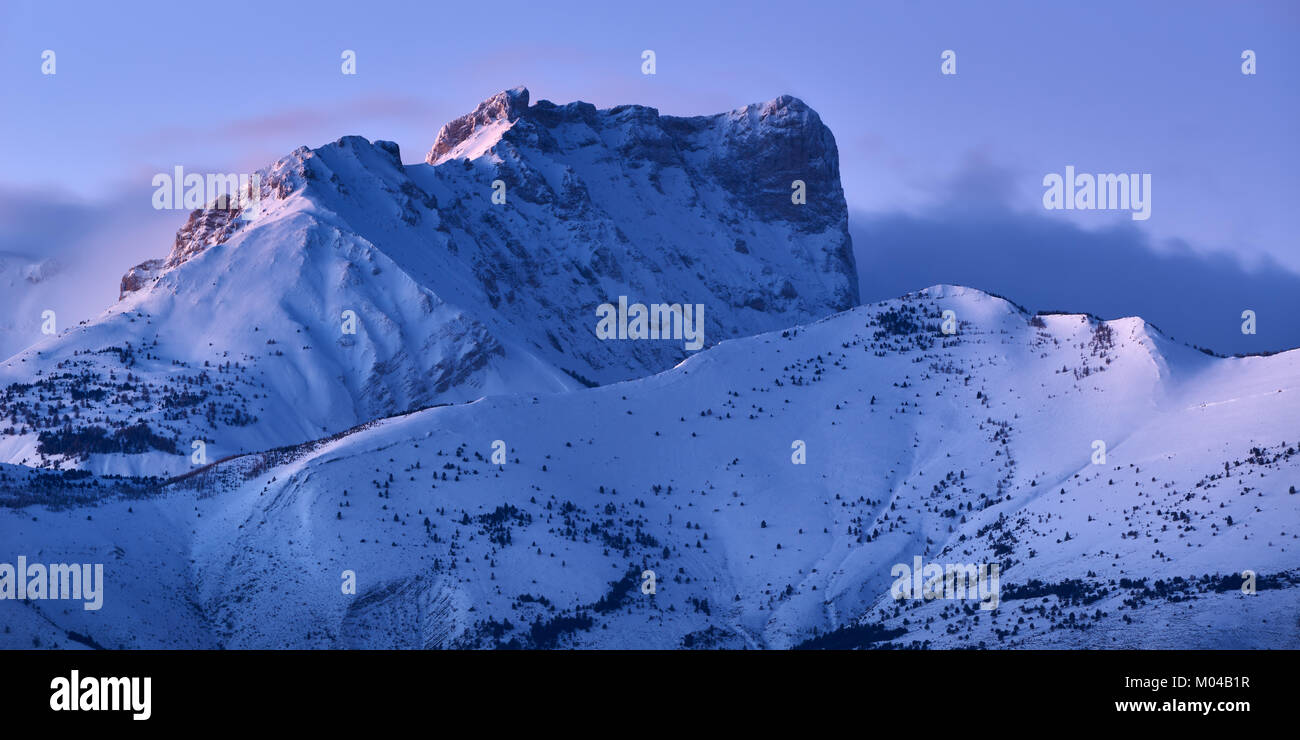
[423,88,829,167]
[738,93,811,118]
[425,86,529,165]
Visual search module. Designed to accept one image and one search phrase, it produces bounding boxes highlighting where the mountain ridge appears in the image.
[4,282,1295,649]
[2,88,858,475]
[2,86,1294,650]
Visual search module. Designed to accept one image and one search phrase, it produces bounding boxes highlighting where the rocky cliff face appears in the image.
[6,88,857,473]
[411,88,858,380]
[426,86,531,165]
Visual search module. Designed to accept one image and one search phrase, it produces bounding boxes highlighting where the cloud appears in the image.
[0,183,181,359]
[851,157,1300,355]
[0,187,107,259]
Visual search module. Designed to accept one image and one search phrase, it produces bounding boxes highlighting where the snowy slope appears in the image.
[4,286,1295,649]
[0,89,856,475]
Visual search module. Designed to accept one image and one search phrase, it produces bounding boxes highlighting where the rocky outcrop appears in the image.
[425,86,529,165]
[119,258,164,299]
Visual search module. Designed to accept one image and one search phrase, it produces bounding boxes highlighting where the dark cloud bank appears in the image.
[851,178,1299,357]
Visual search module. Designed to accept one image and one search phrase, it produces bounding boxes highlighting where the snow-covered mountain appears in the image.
[0,88,856,475]
[3,286,1295,649]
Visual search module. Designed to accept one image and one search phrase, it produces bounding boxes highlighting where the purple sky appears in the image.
[1,0,1297,353]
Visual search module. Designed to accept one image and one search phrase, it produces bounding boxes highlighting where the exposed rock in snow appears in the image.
[426,86,530,165]
[5,89,858,474]
[119,258,164,299]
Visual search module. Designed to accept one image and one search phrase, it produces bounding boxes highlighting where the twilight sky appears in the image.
[1,0,1297,354]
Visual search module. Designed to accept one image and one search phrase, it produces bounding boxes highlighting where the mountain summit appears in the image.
[426,86,531,164]
[2,89,857,474]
